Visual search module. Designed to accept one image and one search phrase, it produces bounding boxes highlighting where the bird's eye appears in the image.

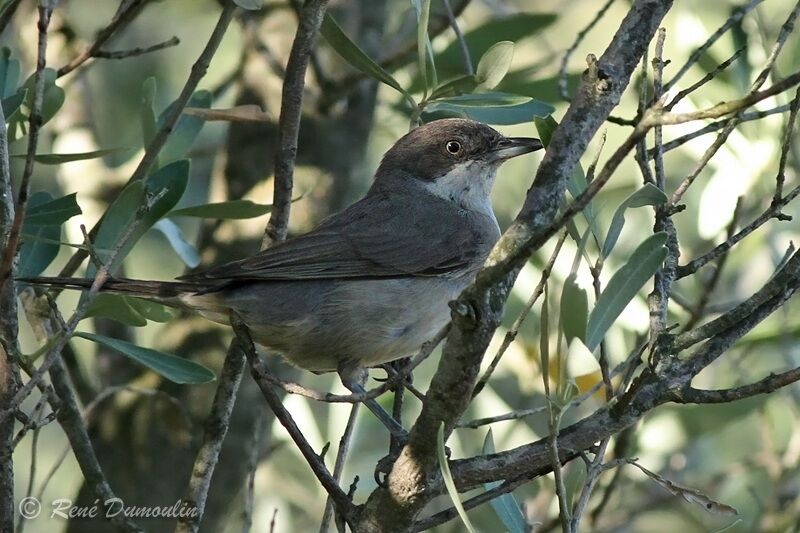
[445,140,462,155]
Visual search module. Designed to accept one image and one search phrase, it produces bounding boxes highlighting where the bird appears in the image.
[21,118,543,435]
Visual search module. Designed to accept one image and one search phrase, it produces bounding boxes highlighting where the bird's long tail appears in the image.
[16,276,222,304]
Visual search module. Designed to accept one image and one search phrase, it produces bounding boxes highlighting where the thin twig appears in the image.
[0,4,54,284]
[233,317,357,527]
[664,0,764,91]
[48,357,143,531]
[773,86,800,205]
[264,0,330,246]
[241,413,267,533]
[319,403,360,533]
[676,183,800,279]
[57,0,151,77]
[682,200,741,332]
[652,104,792,157]
[443,0,472,75]
[472,230,568,398]
[559,0,616,101]
[94,35,180,60]
[0,0,22,36]
[176,343,246,533]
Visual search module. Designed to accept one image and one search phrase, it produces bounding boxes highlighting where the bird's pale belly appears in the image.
[214,276,467,373]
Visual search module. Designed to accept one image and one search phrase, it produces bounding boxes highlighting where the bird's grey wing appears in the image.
[184,191,494,281]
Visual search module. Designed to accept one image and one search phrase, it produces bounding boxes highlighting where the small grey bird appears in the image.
[24,118,542,434]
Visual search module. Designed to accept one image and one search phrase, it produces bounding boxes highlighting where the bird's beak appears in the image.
[488,136,544,162]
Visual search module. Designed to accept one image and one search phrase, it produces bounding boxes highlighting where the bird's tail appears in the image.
[16,276,222,304]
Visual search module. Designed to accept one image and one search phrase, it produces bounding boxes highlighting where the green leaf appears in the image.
[24,192,81,226]
[18,192,60,278]
[482,430,529,533]
[586,233,668,351]
[321,14,413,103]
[141,77,157,148]
[1,89,26,119]
[158,90,211,165]
[429,75,479,99]
[86,159,190,280]
[0,47,20,99]
[22,68,64,125]
[476,41,515,90]
[560,274,588,345]
[425,92,553,125]
[83,294,174,326]
[127,297,174,322]
[169,199,274,219]
[233,0,263,9]
[11,147,130,165]
[601,183,668,258]
[437,423,476,533]
[429,92,531,108]
[152,219,200,268]
[74,332,215,384]
[417,13,557,84]
[536,116,600,242]
[412,0,436,94]
[8,69,64,140]
[84,293,148,327]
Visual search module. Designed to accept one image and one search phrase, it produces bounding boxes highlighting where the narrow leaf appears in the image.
[476,41,515,89]
[24,192,81,226]
[426,97,553,125]
[586,233,668,351]
[84,294,148,327]
[429,75,480,99]
[18,192,60,278]
[152,219,200,268]
[169,199,274,219]
[602,183,668,258]
[320,14,412,101]
[158,90,211,165]
[0,47,20,98]
[127,297,174,322]
[1,89,26,118]
[75,332,215,384]
[483,430,529,533]
[438,423,477,533]
[86,159,190,281]
[560,274,588,345]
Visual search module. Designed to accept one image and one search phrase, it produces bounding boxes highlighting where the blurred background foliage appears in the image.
[7,0,800,531]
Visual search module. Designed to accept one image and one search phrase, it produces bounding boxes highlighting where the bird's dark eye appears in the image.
[445,140,462,155]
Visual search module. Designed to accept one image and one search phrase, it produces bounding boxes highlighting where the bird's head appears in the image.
[375,118,543,209]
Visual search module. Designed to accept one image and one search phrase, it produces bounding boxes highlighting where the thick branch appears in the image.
[356,1,674,530]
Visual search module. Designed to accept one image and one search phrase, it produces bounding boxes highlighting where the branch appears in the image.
[94,35,180,60]
[675,367,800,404]
[47,357,144,531]
[57,0,152,77]
[176,343,245,533]
[356,1,675,529]
[233,317,357,527]
[264,0,330,245]
[0,4,54,284]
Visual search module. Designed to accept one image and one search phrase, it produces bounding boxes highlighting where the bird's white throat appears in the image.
[421,161,497,215]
